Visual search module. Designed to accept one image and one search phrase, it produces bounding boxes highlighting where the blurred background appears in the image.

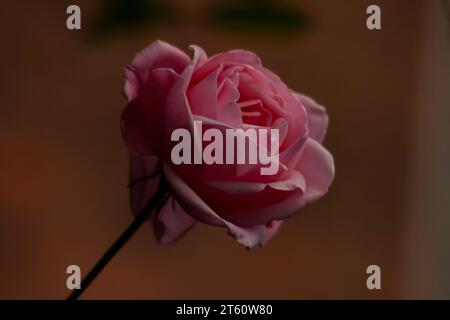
[0,0,449,299]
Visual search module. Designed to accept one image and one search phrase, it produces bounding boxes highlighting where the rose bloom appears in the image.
[121,41,334,248]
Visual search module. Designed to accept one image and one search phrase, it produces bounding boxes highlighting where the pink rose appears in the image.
[121,40,334,248]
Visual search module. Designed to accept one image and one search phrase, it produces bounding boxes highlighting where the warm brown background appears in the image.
[0,0,449,299]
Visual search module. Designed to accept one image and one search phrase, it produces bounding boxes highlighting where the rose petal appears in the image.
[123,65,140,101]
[124,41,190,104]
[163,66,196,133]
[129,153,161,214]
[204,169,305,194]
[296,138,335,202]
[218,65,241,89]
[187,67,220,119]
[154,196,196,244]
[192,170,306,226]
[193,49,262,83]
[217,102,244,128]
[275,88,308,149]
[296,93,329,143]
[121,69,179,155]
[131,40,191,79]
[218,78,240,107]
[163,165,281,248]
[189,45,208,69]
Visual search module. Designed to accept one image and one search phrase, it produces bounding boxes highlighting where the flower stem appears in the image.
[67,178,167,300]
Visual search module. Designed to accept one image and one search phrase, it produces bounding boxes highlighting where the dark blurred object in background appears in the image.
[210,0,309,33]
[91,0,173,37]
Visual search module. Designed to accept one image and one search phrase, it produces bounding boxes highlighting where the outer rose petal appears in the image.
[122,69,178,155]
[154,196,196,244]
[123,65,140,102]
[187,139,334,226]
[296,138,335,203]
[191,171,306,226]
[122,66,196,158]
[129,154,195,244]
[296,93,329,143]
[129,153,160,214]
[164,165,281,248]
[171,137,333,228]
[125,40,190,99]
